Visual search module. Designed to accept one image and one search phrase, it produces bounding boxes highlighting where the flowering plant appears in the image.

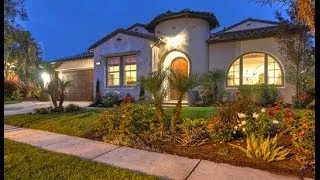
[208,116,233,141]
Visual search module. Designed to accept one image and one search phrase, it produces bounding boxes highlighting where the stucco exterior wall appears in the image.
[93,33,154,100]
[56,58,94,71]
[208,37,295,103]
[155,18,210,74]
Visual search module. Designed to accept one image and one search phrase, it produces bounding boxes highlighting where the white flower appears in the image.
[241,121,246,125]
[272,120,279,124]
[238,123,242,128]
[233,130,237,134]
[237,113,246,118]
[261,108,266,113]
[252,112,259,119]
[234,126,238,130]
[242,128,246,132]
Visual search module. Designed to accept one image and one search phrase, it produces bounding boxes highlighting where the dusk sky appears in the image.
[20,0,289,61]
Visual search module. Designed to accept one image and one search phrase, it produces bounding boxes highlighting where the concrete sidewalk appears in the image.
[4,125,311,180]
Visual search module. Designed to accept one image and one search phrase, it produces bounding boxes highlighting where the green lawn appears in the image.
[4,107,216,138]
[4,139,157,180]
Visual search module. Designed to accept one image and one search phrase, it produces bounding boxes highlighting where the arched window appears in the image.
[227,52,284,87]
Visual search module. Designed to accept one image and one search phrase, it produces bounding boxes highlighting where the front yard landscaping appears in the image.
[4,104,314,179]
[4,139,157,180]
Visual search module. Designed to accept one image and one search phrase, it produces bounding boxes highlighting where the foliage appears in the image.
[229,133,290,162]
[168,70,198,131]
[40,61,63,108]
[101,90,121,107]
[4,79,21,101]
[217,95,256,125]
[38,88,50,101]
[141,70,168,133]
[176,118,209,146]
[58,78,73,107]
[122,93,134,103]
[65,104,82,113]
[234,109,280,138]
[96,103,157,145]
[252,0,315,35]
[238,84,279,107]
[274,9,314,102]
[199,69,226,105]
[139,76,145,102]
[289,109,314,152]
[208,116,234,142]
[33,107,54,114]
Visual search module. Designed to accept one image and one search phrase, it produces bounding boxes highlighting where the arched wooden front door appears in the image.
[170,57,188,100]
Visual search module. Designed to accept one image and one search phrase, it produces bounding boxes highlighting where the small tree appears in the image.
[40,61,62,108]
[58,78,73,107]
[200,69,225,105]
[141,70,168,134]
[168,70,198,132]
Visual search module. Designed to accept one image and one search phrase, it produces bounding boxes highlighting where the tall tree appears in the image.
[252,0,315,36]
[274,8,314,100]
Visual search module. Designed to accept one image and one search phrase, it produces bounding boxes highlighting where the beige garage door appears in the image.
[62,69,93,101]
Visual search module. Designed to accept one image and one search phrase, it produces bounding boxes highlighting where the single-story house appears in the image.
[52,9,297,103]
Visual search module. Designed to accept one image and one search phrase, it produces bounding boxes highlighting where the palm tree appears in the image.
[201,69,225,104]
[58,78,73,107]
[39,61,62,108]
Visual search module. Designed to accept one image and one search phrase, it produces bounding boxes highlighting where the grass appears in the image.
[4,139,157,180]
[4,107,216,138]
[4,100,21,104]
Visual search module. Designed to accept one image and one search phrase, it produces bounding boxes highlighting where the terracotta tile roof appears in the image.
[88,28,159,50]
[146,8,219,33]
[54,51,94,62]
[207,24,300,44]
[215,18,280,34]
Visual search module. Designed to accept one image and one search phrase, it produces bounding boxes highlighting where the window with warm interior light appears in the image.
[107,57,120,86]
[123,56,137,86]
[227,52,284,87]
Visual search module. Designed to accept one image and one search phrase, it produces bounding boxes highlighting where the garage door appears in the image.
[61,69,93,101]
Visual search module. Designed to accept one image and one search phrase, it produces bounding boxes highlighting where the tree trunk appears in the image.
[59,91,64,107]
[155,104,165,135]
[170,93,184,132]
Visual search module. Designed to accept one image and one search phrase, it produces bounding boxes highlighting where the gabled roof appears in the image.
[215,18,280,34]
[146,8,219,32]
[88,28,159,50]
[207,23,300,44]
[126,23,147,30]
[53,51,94,62]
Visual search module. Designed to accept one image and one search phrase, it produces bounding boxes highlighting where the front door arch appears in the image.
[170,57,188,100]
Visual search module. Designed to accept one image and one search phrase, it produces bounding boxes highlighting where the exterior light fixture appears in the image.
[41,72,50,88]
[96,61,101,66]
[163,30,188,49]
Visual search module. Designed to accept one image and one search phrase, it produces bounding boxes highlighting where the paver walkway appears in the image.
[4,124,312,180]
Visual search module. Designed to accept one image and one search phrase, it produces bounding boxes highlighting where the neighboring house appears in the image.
[54,9,297,103]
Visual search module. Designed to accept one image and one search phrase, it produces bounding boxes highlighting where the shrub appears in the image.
[208,116,234,142]
[122,93,134,103]
[33,107,53,114]
[31,83,43,99]
[102,90,121,107]
[228,133,290,162]
[292,92,313,108]
[199,69,225,105]
[19,81,34,99]
[217,96,256,125]
[289,109,314,153]
[4,80,21,101]
[38,88,50,101]
[96,103,157,145]
[177,118,209,146]
[65,104,82,112]
[234,109,280,138]
[238,84,279,107]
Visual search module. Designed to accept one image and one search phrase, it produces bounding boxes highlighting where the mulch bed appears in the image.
[85,132,314,179]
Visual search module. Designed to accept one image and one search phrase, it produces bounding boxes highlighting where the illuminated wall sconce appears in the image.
[96,61,101,66]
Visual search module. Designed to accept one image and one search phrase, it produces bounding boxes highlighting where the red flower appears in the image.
[302,122,308,128]
[284,109,296,118]
[299,92,308,101]
[208,124,214,130]
[268,108,277,116]
[299,131,305,136]
[213,116,221,123]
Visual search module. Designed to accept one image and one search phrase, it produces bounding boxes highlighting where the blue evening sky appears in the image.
[20,0,289,61]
